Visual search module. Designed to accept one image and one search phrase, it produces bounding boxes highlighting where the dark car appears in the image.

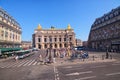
[74,46,84,51]
[77,47,84,51]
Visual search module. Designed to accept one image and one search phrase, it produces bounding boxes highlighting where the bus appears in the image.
[15,50,32,59]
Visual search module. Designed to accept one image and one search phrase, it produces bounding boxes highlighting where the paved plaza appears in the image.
[0,50,120,80]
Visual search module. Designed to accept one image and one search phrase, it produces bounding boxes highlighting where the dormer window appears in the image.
[102,18,105,22]
[114,11,119,16]
[110,13,113,18]
[105,16,109,20]
[98,20,101,24]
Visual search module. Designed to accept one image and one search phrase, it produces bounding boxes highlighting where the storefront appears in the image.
[111,41,120,53]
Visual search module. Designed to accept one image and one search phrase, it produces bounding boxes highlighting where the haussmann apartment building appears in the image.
[88,6,120,52]
[0,7,22,48]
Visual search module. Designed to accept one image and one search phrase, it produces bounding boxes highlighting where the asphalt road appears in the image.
[56,62,120,80]
[0,51,120,80]
[0,50,55,80]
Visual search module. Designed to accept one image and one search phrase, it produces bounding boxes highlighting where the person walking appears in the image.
[39,54,43,62]
[15,55,18,61]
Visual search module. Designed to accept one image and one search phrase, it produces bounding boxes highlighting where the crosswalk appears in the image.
[0,59,43,68]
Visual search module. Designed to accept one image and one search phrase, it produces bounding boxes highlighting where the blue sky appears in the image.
[0,0,120,41]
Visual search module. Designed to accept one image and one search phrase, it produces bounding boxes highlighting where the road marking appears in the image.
[17,60,28,67]
[64,66,72,68]
[63,67,84,71]
[63,65,82,69]
[0,63,10,68]
[23,60,33,66]
[112,63,120,65]
[0,63,6,68]
[90,65,106,68]
[6,61,20,68]
[74,76,96,80]
[114,61,120,63]
[54,66,60,80]
[54,66,55,73]
[64,66,73,68]
[27,59,36,66]
[106,72,120,76]
[32,61,37,65]
[37,62,41,65]
[12,60,25,67]
[66,71,92,76]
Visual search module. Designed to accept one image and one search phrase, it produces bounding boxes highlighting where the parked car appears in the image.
[74,46,84,51]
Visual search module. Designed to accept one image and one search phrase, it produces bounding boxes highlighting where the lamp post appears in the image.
[65,29,71,56]
[106,45,109,59]
[65,30,69,48]
[49,42,52,63]
[76,39,77,46]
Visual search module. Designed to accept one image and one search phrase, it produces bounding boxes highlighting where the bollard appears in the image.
[102,55,104,60]
[82,58,85,61]
[93,56,95,61]
[110,55,112,59]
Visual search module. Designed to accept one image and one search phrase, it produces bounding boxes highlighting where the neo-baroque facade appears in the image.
[32,24,76,49]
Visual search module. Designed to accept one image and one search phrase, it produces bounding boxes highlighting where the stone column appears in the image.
[42,35,44,49]
[57,43,60,49]
[52,36,54,43]
[52,43,55,49]
[35,36,39,49]
[62,43,64,48]
[42,35,44,43]
[52,36,55,49]
[47,43,49,48]
[57,36,59,43]
[42,43,44,49]
[57,36,59,49]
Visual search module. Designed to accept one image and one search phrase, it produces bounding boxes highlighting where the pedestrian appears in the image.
[39,54,43,62]
[53,57,56,63]
[15,55,18,61]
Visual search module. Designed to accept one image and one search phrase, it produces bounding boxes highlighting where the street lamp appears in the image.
[65,30,69,48]
[106,45,109,59]
[48,42,52,63]
[65,29,71,56]
[76,39,77,46]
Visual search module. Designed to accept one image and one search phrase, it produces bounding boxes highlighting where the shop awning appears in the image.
[0,48,22,53]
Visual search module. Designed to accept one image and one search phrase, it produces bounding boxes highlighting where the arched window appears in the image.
[59,44,62,48]
[110,13,113,18]
[50,43,52,48]
[105,16,109,20]
[44,44,47,49]
[69,37,72,41]
[55,44,57,48]
[114,11,119,16]
[49,36,52,42]
[64,43,67,47]
[38,38,41,42]
[38,44,41,49]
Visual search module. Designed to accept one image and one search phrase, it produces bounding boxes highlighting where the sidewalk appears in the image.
[0,56,14,62]
[54,53,117,66]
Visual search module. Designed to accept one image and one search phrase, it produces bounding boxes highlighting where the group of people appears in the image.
[71,49,89,59]
[38,48,89,64]
[38,48,71,64]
